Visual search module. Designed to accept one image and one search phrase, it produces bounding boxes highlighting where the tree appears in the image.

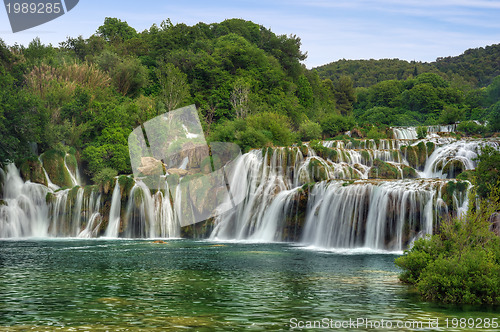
[333,76,356,115]
[97,17,137,42]
[296,75,313,108]
[475,146,500,198]
[156,62,190,112]
[230,78,251,118]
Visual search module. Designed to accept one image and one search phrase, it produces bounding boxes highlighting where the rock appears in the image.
[180,142,209,169]
[20,159,47,186]
[351,127,363,138]
[167,168,188,176]
[488,212,500,236]
[138,157,165,176]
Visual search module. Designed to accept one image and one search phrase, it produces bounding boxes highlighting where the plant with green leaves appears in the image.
[395,184,500,304]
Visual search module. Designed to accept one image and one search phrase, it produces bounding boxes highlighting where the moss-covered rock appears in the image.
[19,158,47,186]
[402,165,418,179]
[442,180,469,212]
[40,150,74,188]
[308,158,329,182]
[369,159,399,179]
[118,175,135,198]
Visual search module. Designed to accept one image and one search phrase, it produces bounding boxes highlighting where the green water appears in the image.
[0,240,497,331]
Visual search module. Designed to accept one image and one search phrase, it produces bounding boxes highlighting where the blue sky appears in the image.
[1,0,499,68]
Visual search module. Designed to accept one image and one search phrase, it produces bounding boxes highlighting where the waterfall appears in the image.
[392,127,418,140]
[422,140,499,178]
[78,190,102,238]
[64,154,81,187]
[104,180,122,237]
[301,180,446,250]
[2,127,499,248]
[0,164,50,238]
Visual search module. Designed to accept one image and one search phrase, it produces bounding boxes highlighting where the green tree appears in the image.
[333,76,356,115]
[156,62,190,112]
[97,17,137,42]
[230,77,251,118]
[475,146,500,198]
[296,75,313,108]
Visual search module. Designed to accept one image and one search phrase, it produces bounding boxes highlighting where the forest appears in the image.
[0,18,499,184]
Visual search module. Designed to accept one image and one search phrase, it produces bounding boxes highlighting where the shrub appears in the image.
[298,121,322,141]
[395,185,500,304]
[416,126,427,139]
[457,121,485,135]
[320,113,355,137]
[92,167,117,193]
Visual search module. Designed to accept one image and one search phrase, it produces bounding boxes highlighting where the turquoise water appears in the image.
[0,240,497,331]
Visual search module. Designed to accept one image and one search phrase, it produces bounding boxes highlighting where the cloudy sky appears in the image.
[1,0,499,68]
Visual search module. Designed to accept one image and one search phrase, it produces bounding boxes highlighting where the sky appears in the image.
[1,0,499,68]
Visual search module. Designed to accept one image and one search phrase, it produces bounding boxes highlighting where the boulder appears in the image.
[138,157,165,176]
[167,168,188,176]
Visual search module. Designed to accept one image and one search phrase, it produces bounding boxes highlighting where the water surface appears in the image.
[0,240,497,331]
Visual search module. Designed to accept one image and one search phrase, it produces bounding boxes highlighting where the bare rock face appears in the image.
[138,157,165,176]
[180,142,209,169]
[167,168,188,177]
[488,212,500,236]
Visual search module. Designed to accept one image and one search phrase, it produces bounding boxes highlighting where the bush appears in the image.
[298,121,322,141]
[366,126,386,139]
[320,113,355,137]
[395,185,500,304]
[416,126,427,139]
[474,145,500,198]
[92,167,117,193]
[457,121,485,135]
[245,112,295,146]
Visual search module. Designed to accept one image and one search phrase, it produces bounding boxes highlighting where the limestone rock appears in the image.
[167,168,188,176]
[138,157,165,176]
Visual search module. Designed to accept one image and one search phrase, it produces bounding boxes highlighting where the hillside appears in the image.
[315,43,500,88]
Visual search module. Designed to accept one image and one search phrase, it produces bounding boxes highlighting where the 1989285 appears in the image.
[5,2,62,14]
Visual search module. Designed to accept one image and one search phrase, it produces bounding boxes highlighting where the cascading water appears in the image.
[301,180,449,250]
[423,140,499,178]
[0,164,50,238]
[103,180,122,238]
[2,125,499,249]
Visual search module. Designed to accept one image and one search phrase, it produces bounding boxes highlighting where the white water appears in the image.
[2,128,499,249]
[64,154,81,187]
[422,140,499,178]
[104,180,122,238]
[301,180,446,250]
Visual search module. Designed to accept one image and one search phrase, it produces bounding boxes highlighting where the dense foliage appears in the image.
[316,44,500,88]
[0,18,499,180]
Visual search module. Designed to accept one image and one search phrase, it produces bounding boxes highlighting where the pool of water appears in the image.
[0,240,498,331]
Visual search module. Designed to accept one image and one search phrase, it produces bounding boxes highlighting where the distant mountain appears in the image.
[314,43,500,88]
